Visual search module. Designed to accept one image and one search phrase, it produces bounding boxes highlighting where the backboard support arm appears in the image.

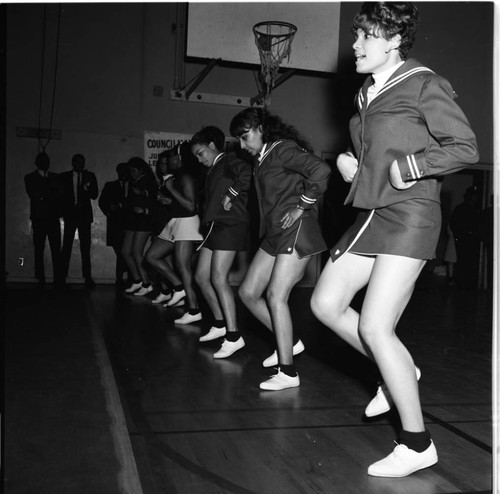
[250,68,296,106]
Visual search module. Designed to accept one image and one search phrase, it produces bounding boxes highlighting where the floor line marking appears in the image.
[89,304,144,494]
[423,410,492,453]
[141,403,492,415]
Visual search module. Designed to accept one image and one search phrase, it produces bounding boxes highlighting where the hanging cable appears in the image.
[37,5,47,153]
[47,5,61,142]
[37,4,61,153]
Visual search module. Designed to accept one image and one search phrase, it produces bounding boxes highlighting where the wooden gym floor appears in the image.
[3,271,493,493]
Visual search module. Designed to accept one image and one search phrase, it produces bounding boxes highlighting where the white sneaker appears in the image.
[199,326,226,342]
[367,441,438,477]
[152,292,172,304]
[174,311,202,325]
[125,282,142,294]
[262,339,305,367]
[133,285,153,297]
[259,369,300,391]
[163,299,185,308]
[165,289,186,307]
[213,337,245,358]
[365,367,421,417]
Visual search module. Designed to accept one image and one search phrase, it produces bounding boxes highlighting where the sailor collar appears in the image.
[357,61,434,109]
[258,141,283,165]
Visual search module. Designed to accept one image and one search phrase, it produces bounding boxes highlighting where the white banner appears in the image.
[143,131,193,167]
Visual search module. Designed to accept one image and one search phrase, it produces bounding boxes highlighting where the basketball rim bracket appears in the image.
[169,57,294,107]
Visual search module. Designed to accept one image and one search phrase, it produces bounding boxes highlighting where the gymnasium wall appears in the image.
[4,2,494,284]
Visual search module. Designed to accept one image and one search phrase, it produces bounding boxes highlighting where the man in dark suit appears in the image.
[24,152,63,287]
[98,162,130,286]
[60,153,99,287]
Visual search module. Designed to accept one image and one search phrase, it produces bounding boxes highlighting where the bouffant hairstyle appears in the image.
[352,2,419,59]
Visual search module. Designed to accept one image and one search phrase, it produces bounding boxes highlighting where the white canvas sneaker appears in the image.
[199,326,226,342]
[213,337,245,358]
[125,281,142,294]
[133,285,153,297]
[165,289,186,307]
[259,369,300,391]
[367,441,438,477]
[174,311,202,325]
[262,339,305,367]
[365,367,421,417]
[152,292,172,304]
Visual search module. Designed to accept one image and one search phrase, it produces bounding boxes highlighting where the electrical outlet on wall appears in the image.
[17,257,24,266]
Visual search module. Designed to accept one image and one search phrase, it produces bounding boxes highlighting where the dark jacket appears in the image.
[201,152,252,225]
[98,179,128,245]
[59,169,99,222]
[24,170,63,220]
[123,172,158,232]
[254,140,331,239]
[346,58,479,209]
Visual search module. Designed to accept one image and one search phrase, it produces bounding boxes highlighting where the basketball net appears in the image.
[253,21,297,107]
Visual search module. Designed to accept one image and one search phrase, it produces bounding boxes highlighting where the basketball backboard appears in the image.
[186,2,341,74]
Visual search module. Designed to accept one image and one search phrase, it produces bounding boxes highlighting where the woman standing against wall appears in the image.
[311,2,479,477]
[230,107,331,391]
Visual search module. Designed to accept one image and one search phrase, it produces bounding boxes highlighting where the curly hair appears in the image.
[229,107,312,153]
[352,2,419,59]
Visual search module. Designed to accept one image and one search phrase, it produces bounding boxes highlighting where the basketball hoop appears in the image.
[253,21,297,106]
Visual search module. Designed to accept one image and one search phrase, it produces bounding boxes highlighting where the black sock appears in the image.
[226,331,240,342]
[188,308,201,316]
[141,282,151,288]
[132,279,141,284]
[398,430,432,453]
[213,319,225,329]
[292,335,300,346]
[278,363,297,377]
[161,288,171,295]
[173,284,184,292]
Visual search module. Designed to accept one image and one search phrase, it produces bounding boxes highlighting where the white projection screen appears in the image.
[186,3,341,74]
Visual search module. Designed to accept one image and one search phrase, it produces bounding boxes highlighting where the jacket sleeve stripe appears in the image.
[300,195,316,205]
[406,154,420,180]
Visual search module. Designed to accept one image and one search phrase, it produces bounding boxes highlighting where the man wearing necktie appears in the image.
[60,153,99,287]
[24,152,64,287]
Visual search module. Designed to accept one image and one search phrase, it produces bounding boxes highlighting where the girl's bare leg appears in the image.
[175,240,198,310]
[195,248,223,320]
[359,255,426,432]
[266,252,310,365]
[238,249,275,330]
[211,250,238,332]
[311,253,374,356]
[132,231,152,283]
